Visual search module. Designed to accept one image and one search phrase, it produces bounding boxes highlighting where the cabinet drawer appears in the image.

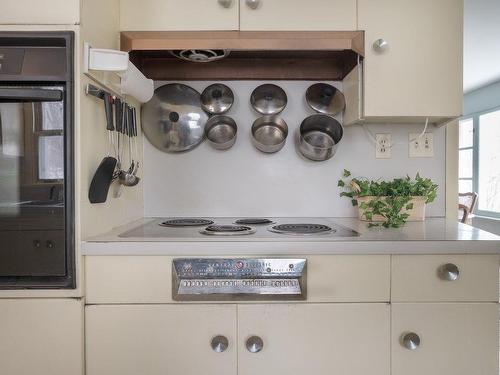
[0,0,79,25]
[391,255,499,302]
[85,255,390,304]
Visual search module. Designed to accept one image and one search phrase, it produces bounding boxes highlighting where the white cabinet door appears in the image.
[358,0,463,121]
[120,0,239,31]
[238,304,390,375]
[0,0,80,25]
[0,299,83,375]
[392,303,498,375]
[86,304,237,375]
[240,0,356,31]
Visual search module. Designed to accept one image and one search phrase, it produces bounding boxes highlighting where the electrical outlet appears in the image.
[409,132,434,157]
[375,133,391,159]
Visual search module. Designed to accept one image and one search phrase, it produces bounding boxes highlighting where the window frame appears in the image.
[459,106,500,219]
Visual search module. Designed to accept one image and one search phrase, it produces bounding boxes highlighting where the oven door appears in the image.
[0,86,71,286]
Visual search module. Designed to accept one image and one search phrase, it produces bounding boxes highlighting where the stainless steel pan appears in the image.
[251,115,288,153]
[204,115,237,150]
[297,114,343,161]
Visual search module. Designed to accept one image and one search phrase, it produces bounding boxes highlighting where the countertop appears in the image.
[81,217,500,255]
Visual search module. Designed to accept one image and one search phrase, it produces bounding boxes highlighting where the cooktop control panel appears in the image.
[172,258,307,301]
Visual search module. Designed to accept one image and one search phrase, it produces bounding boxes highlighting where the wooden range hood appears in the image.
[121,31,364,81]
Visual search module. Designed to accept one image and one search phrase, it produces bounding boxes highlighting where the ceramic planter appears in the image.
[356,196,427,222]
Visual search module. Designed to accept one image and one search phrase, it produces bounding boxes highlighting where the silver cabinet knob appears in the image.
[246,0,261,10]
[218,0,233,8]
[373,39,389,53]
[211,335,229,352]
[401,332,421,350]
[246,336,264,353]
[437,263,460,281]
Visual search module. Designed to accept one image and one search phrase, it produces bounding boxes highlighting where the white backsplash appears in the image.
[143,81,446,218]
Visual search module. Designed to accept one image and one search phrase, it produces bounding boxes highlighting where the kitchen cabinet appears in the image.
[86,304,237,375]
[392,303,498,375]
[119,0,239,31]
[352,0,463,124]
[391,254,499,302]
[239,0,357,31]
[238,304,390,375]
[0,0,80,25]
[0,299,83,375]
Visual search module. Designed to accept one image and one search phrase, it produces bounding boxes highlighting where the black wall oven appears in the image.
[0,32,75,288]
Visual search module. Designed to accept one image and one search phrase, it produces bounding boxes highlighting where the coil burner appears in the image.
[268,223,334,235]
[234,218,275,225]
[200,225,256,236]
[160,218,214,227]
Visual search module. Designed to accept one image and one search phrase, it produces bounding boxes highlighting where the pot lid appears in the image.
[201,83,234,114]
[305,83,345,115]
[141,83,208,153]
[250,84,287,115]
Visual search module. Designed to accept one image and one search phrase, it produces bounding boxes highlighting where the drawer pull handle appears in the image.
[401,332,421,350]
[437,263,460,281]
[218,0,232,8]
[246,335,263,353]
[211,335,229,352]
[246,0,260,10]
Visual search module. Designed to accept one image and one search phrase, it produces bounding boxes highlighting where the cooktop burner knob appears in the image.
[236,261,244,269]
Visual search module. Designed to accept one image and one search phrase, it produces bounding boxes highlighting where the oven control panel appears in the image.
[172,258,306,301]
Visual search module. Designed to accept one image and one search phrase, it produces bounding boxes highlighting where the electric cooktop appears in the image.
[119,217,359,239]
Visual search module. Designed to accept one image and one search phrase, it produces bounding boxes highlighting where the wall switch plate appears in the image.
[409,132,434,157]
[375,133,391,159]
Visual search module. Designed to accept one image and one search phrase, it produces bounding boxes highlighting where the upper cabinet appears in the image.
[239,0,357,31]
[354,0,463,124]
[0,0,80,25]
[120,0,239,31]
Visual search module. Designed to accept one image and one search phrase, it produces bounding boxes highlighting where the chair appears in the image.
[458,192,478,224]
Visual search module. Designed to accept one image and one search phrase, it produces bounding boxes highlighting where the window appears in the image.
[459,108,500,218]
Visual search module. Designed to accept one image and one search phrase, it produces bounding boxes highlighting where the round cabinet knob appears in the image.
[437,263,460,281]
[373,39,389,53]
[401,332,421,350]
[246,335,264,353]
[211,335,229,353]
[246,0,261,10]
[218,0,233,8]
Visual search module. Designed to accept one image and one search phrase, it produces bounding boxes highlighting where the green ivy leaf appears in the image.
[351,199,358,206]
[342,169,351,178]
[337,180,345,187]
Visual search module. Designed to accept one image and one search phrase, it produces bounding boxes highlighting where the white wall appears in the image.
[143,81,446,218]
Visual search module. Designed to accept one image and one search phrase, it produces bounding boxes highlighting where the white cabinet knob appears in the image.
[373,39,389,53]
[246,0,261,10]
[437,263,460,281]
[401,332,421,350]
[218,0,233,8]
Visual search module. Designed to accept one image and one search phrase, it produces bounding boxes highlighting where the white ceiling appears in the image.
[463,0,500,93]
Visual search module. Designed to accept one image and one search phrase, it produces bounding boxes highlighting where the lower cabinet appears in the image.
[238,304,390,375]
[0,298,83,375]
[85,303,390,375]
[392,303,498,375]
[85,304,238,375]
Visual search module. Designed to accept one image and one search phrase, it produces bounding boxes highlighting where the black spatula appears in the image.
[88,93,117,203]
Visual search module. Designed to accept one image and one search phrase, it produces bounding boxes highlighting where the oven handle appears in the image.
[0,87,63,102]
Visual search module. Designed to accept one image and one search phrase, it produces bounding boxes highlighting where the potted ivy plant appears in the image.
[338,170,438,228]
